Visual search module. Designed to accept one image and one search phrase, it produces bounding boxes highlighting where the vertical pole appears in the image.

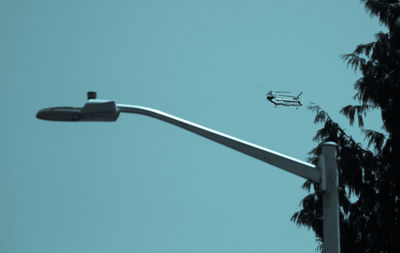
[321,142,340,253]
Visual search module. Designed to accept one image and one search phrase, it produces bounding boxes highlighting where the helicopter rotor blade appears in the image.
[256,85,292,93]
[256,84,269,90]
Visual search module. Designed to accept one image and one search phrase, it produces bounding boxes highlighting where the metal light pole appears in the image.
[37,92,340,253]
[320,143,340,253]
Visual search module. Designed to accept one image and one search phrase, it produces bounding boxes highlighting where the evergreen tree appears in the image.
[291,1,400,252]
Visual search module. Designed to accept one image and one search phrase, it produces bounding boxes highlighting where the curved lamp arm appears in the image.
[117,104,320,182]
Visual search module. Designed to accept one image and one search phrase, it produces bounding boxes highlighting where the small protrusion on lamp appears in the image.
[87,91,97,100]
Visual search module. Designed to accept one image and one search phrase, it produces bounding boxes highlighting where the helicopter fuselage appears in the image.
[266,91,302,108]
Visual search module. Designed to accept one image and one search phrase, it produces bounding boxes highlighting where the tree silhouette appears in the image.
[291,1,400,252]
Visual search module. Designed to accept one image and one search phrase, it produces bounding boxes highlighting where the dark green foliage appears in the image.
[340,105,370,127]
[362,129,386,151]
[291,1,400,252]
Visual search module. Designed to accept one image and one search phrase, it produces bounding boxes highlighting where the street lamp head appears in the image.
[36,107,83,121]
[36,92,120,122]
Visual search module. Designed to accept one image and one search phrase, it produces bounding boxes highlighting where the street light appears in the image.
[37,92,340,253]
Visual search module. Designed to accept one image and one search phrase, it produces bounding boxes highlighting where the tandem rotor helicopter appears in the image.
[258,85,303,108]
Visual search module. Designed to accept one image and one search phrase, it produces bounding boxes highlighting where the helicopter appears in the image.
[265,90,303,108]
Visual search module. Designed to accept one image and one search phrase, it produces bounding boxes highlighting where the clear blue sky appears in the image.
[1,0,383,252]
